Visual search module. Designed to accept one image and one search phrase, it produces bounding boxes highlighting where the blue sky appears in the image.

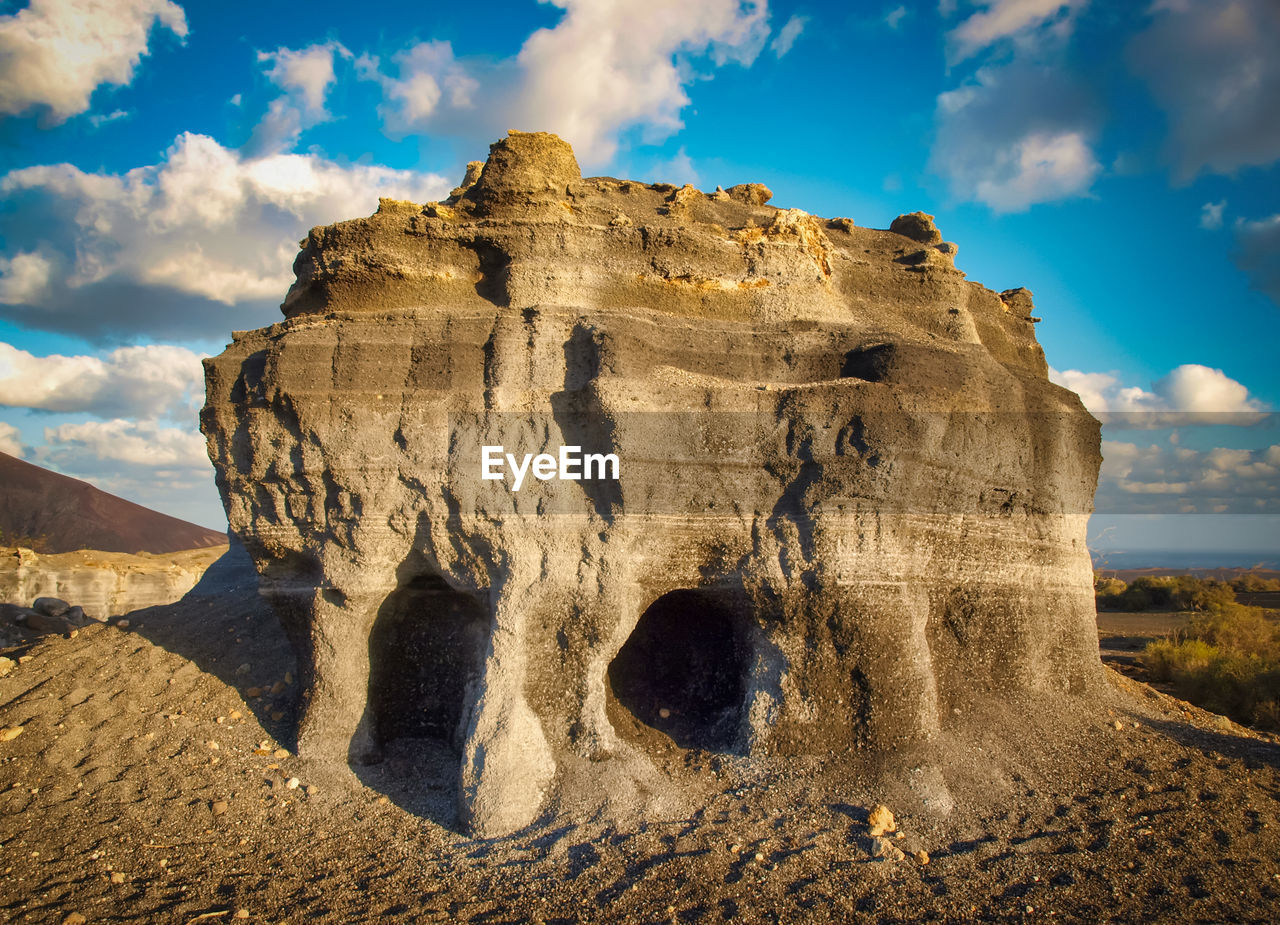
[0,0,1276,563]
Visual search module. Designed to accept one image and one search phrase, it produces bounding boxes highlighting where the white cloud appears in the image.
[88,109,129,129]
[0,339,224,526]
[771,14,808,55]
[32,417,222,526]
[0,251,52,305]
[1097,438,1280,514]
[0,132,450,341]
[42,418,208,469]
[358,0,772,165]
[1128,0,1280,180]
[0,342,205,420]
[646,147,700,186]
[0,421,26,457]
[1234,213,1280,308]
[1051,363,1268,426]
[261,42,347,112]
[0,0,187,123]
[972,129,1099,212]
[356,41,478,133]
[948,0,1087,63]
[931,63,1100,211]
[1199,199,1226,230]
[250,41,352,154]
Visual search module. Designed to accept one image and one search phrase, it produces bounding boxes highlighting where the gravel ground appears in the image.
[2,576,1279,924]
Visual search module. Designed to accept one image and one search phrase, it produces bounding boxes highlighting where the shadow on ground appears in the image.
[1141,715,1280,769]
[129,542,471,829]
[128,541,299,750]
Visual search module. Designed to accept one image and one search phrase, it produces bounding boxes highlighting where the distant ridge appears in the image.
[0,451,226,554]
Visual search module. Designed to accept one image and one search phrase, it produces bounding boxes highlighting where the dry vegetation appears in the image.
[1095,574,1280,732]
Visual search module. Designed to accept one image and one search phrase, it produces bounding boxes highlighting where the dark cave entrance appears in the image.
[367,573,489,753]
[607,589,749,752]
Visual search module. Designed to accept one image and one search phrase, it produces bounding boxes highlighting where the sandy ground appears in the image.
[2,563,1280,923]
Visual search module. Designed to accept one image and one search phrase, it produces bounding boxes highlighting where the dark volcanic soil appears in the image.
[0,452,226,555]
[2,563,1280,923]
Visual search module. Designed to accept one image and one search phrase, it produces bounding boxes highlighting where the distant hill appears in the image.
[0,451,226,554]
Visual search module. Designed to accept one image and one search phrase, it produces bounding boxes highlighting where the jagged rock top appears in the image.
[278,131,1047,377]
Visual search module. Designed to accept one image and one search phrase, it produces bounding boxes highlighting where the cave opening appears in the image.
[367,573,489,753]
[607,589,749,752]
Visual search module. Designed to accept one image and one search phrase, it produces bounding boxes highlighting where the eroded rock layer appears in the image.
[202,131,1102,836]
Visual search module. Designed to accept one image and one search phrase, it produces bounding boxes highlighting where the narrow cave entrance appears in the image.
[367,573,489,753]
[607,589,749,752]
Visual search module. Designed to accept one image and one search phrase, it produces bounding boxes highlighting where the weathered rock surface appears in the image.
[0,545,228,621]
[201,131,1102,837]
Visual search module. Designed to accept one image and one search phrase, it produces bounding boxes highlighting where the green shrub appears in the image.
[1119,584,1154,611]
[1232,573,1280,592]
[1094,576,1127,609]
[1187,603,1275,657]
[1141,601,1280,731]
[1098,574,1237,611]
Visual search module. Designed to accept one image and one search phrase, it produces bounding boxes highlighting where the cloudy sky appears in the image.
[0,0,1276,563]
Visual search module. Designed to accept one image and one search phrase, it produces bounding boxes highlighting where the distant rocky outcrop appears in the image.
[202,131,1102,836]
[0,452,227,554]
[0,545,228,634]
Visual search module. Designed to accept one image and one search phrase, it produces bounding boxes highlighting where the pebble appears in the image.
[914,850,930,865]
[246,687,263,698]
[870,836,905,862]
[754,852,765,863]
[0,726,23,742]
[62,914,87,925]
[305,785,318,796]
[274,747,290,759]
[270,711,285,722]
[114,619,130,629]
[229,710,242,720]
[1113,720,1124,731]
[868,804,896,837]
[18,655,33,664]
[211,799,229,816]
[109,872,125,884]
[658,707,671,719]
[729,843,741,854]
[286,777,301,790]
[234,911,250,920]
[270,681,286,695]
[0,656,14,676]
[284,672,293,685]
[235,663,251,676]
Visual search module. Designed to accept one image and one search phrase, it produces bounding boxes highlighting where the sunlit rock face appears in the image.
[201,131,1102,837]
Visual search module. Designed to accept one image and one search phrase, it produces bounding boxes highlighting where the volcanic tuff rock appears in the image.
[0,545,228,621]
[202,131,1102,837]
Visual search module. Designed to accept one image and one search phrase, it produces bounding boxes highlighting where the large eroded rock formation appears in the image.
[202,131,1102,836]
